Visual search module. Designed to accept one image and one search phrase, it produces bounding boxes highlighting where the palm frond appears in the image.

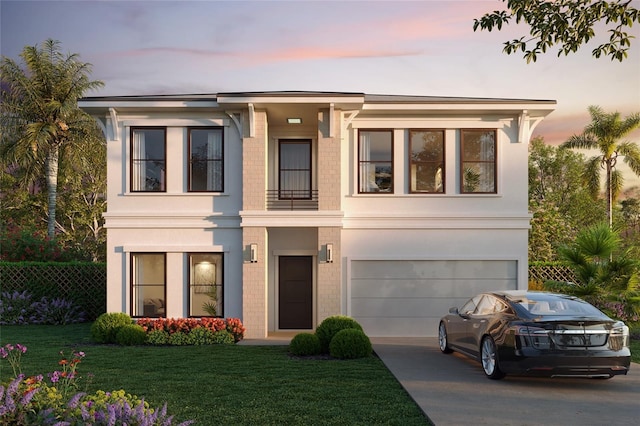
[561,133,597,150]
[583,156,602,199]
[618,141,640,175]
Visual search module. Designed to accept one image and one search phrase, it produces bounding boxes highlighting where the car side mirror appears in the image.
[449,307,459,315]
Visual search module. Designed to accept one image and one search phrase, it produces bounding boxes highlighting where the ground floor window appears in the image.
[189,253,223,317]
[131,253,166,317]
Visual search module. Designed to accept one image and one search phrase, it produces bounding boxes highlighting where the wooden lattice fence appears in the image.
[0,262,106,320]
[528,263,578,285]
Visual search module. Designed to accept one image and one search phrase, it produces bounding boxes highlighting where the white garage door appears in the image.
[350,260,517,337]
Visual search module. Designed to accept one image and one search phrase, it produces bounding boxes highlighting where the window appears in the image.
[461,129,496,193]
[410,130,444,193]
[279,140,311,199]
[189,127,223,192]
[188,253,223,317]
[131,128,166,192]
[460,295,482,315]
[131,253,166,317]
[358,130,393,193]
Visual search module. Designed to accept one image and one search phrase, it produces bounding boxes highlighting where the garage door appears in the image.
[350,260,517,337]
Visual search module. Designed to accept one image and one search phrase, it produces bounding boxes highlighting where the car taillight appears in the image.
[609,321,629,351]
[515,326,551,349]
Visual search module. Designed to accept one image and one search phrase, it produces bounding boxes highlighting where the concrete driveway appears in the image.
[372,337,640,426]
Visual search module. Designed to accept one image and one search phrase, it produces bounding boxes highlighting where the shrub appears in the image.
[147,329,170,345]
[211,330,235,344]
[168,331,191,346]
[188,326,217,345]
[315,315,363,353]
[91,313,134,344]
[135,317,245,344]
[329,329,372,359]
[0,290,85,325]
[116,324,148,346]
[0,290,37,324]
[31,296,86,325]
[289,332,322,356]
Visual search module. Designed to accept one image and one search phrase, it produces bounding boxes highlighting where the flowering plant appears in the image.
[0,343,194,425]
[136,317,245,342]
[0,343,27,376]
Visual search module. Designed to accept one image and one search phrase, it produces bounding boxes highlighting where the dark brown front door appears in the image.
[279,256,313,329]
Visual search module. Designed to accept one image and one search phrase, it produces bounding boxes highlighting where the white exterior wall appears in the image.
[103,110,244,318]
[83,92,553,337]
[337,113,531,335]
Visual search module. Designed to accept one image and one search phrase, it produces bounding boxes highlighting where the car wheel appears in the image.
[438,322,453,354]
[481,336,505,380]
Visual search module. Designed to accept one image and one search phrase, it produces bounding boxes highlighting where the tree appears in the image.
[474,0,640,63]
[0,39,104,238]
[547,222,640,320]
[528,137,606,261]
[560,106,640,228]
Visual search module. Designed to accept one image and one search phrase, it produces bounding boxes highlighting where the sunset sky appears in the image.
[1,0,639,146]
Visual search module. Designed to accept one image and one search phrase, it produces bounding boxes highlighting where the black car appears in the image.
[438,290,631,380]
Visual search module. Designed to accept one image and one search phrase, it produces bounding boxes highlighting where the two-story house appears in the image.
[79,91,555,338]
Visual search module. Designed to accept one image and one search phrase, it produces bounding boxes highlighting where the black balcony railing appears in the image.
[266,189,318,210]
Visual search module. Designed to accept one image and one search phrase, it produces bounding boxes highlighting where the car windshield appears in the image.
[513,293,605,317]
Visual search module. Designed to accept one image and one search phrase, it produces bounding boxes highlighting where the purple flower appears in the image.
[19,388,38,405]
[48,370,61,383]
[67,392,87,409]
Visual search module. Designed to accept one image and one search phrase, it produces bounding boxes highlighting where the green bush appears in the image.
[168,331,190,346]
[289,332,322,356]
[147,329,170,345]
[115,324,148,346]
[316,315,363,353]
[329,328,372,359]
[91,312,133,343]
[188,327,217,345]
[211,330,235,344]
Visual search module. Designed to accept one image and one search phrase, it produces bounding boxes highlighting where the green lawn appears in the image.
[631,338,640,364]
[0,324,430,425]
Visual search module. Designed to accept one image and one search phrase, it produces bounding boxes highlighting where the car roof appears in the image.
[486,290,567,301]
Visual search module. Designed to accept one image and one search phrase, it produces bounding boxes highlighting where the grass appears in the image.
[631,339,640,364]
[0,324,430,425]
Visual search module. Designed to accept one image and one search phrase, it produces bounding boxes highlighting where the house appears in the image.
[79,91,555,338]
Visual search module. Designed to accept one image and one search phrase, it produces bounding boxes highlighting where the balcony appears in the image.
[266,190,318,211]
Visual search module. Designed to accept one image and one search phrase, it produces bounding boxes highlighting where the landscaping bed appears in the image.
[0,323,430,425]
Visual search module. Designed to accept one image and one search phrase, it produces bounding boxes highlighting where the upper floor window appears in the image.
[189,127,223,192]
[358,130,393,193]
[461,129,496,193]
[279,140,311,199]
[131,128,166,192]
[188,253,223,317]
[410,130,445,193]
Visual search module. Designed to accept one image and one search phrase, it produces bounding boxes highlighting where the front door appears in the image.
[279,256,313,329]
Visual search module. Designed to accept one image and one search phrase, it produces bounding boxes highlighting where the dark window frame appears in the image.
[130,252,167,318]
[278,139,312,200]
[358,129,394,194]
[187,127,224,192]
[187,252,224,318]
[130,127,167,193]
[409,129,445,194]
[460,129,497,194]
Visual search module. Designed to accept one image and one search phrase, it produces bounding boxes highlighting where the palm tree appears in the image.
[0,39,104,238]
[551,222,640,320]
[561,106,640,228]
